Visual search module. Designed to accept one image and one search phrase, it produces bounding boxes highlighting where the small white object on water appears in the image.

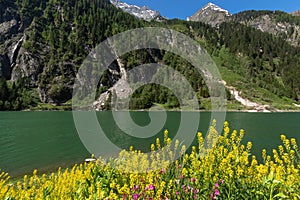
[85,158,96,163]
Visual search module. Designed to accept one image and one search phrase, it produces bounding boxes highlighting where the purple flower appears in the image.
[133,194,139,200]
[148,184,155,190]
[220,179,224,184]
[181,185,185,189]
[214,189,220,196]
[176,191,180,196]
[161,168,166,173]
[191,177,196,182]
[133,185,139,191]
[215,182,219,188]
[122,194,127,200]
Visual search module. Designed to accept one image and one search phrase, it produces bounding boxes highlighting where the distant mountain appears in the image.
[291,10,300,16]
[187,3,231,26]
[188,4,300,47]
[110,0,164,21]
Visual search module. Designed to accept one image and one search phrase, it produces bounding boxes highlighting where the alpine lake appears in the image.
[1,111,300,177]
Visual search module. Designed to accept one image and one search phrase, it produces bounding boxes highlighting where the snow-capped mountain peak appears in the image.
[187,2,231,26]
[202,2,231,16]
[110,0,164,21]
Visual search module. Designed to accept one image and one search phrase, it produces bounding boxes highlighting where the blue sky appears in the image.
[121,0,300,19]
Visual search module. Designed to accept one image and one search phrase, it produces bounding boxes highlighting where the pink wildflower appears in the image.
[133,194,139,200]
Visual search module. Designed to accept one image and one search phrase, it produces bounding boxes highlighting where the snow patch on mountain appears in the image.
[110,0,163,21]
[187,2,231,21]
[202,3,231,16]
[187,2,231,26]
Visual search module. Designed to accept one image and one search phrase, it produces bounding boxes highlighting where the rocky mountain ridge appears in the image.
[110,0,164,21]
[188,3,300,46]
[291,10,300,16]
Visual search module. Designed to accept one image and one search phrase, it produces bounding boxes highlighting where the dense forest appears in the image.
[1,0,300,110]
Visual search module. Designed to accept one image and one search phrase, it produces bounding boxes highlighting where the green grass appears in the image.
[212,55,300,111]
[31,102,72,111]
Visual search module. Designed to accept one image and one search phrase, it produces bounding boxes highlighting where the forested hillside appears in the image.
[0,0,146,110]
[1,0,300,111]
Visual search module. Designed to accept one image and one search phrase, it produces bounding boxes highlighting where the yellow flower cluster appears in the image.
[0,121,299,199]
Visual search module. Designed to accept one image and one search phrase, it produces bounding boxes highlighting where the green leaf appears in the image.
[273,192,288,198]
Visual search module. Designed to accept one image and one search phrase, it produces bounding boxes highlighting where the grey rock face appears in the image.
[0,1,24,80]
[0,1,45,89]
[291,10,300,16]
[11,47,43,85]
[238,14,300,46]
[0,19,19,42]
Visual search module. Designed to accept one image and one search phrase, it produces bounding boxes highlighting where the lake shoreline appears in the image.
[19,109,300,113]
